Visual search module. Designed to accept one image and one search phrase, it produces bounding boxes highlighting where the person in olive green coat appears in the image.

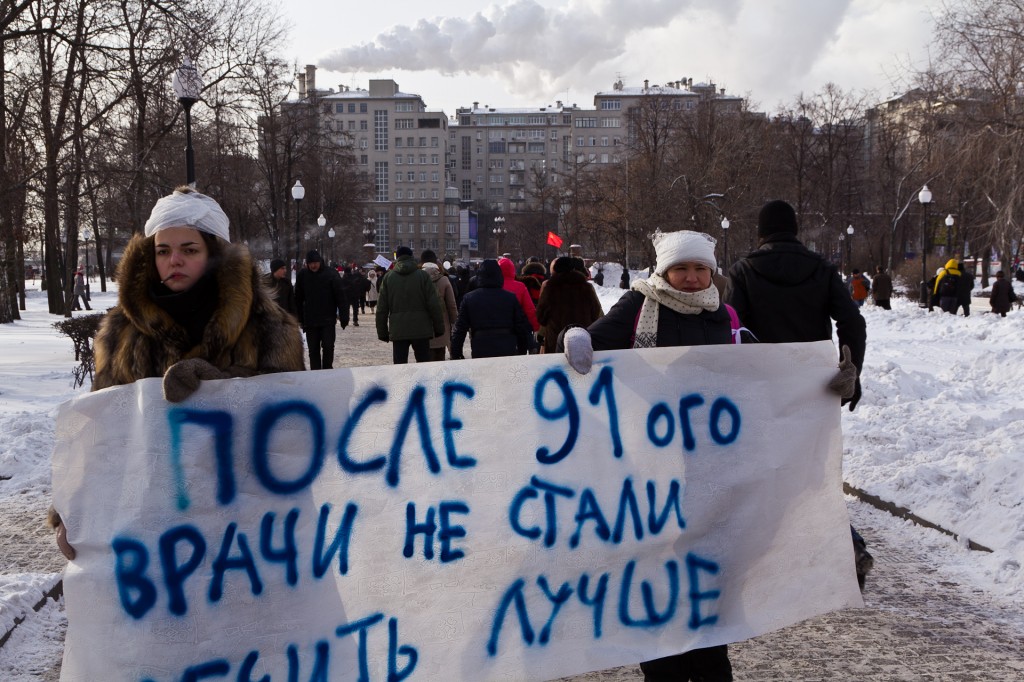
[376,246,445,363]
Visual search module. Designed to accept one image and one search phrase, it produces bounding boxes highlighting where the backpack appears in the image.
[938,272,960,297]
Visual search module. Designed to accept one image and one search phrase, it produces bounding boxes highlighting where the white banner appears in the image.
[52,341,861,682]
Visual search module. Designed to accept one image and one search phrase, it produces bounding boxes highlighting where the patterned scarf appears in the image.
[631,274,720,349]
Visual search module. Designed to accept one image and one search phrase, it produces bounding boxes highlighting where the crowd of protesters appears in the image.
[50,187,1018,682]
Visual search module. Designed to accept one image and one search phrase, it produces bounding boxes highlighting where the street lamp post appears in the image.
[839,233,846,273]
[720,217,730,272]
[81,228,92,300]
[493,215,506,257]
[945,214,955,257]
[846,224,854,269]
[291,181,305,269]
[317,214,327,263]
[918,185,933,305]
[328,226,336,264]
[172,58,203,188]
[363,217,376,261]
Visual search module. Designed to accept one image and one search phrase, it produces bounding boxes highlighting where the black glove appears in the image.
[163,358,229,403]
[378,332,390,342]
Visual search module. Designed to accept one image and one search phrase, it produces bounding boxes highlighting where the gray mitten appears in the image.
[564,327,594,374]
[163,358,229,403]
[828,345,857,399]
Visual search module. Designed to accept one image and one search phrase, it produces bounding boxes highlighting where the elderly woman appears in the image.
[563,230,854,682]
[51,186,305,558]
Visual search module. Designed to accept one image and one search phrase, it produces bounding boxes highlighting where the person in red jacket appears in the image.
[497,257,539,332]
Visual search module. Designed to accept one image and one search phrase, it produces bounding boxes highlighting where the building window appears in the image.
[600,100,621,110]
[407,172,415,182]
[431,137,439,147]
[348,103,356,113]
[601,118,621,127]
[395,137,404,147]
[374,162,389,201]
[360,154,368,165]
[396,102,414,112]
[396,155,403,165]
[374,110,388,151]
[461,136,472,170]
[360,120,368,131]
[488,141,506,154]
[575,117,598,128]
[360,103,367,113]
[396,119,414,129]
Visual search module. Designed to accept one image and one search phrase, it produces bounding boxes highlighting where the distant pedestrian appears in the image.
[295,250,349,370]
[376,246,444,364]
[954,261,975,316]
[365,269,380,311]
[264,258,296,317]
[450,259,532,359]
[870,266,892,310]
[990,270,1016,317]
[72,268,91,311]
[619,268,630,289]
[593,266,605,286]
[848,269,870,307]
[933,259,962,314]
[422,258,458,361]
[497,257,540,333]
[535,256,603,354]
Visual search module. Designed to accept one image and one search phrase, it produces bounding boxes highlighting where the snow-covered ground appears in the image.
[1,268,1022,676]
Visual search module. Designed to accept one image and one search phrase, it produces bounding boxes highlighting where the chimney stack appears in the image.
[305,65,316,94]
[297,72,306,99]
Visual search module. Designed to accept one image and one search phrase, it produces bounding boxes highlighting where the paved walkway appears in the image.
[4,316,1023,680]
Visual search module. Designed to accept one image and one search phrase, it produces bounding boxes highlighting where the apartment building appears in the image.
[288,67,746,259]
[291,67,455,255]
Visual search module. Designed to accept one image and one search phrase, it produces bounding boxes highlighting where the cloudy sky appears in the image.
[279,0,941,116]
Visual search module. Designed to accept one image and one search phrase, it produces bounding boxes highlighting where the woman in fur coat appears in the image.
[535,256,603,353]
[52,187,305,558]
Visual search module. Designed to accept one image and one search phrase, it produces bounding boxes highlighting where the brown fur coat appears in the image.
[93,234,305,390]
[535,271,604,353]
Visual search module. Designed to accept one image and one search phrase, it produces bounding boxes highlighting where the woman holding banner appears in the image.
[50,186,305,559]
[560,229,856,682]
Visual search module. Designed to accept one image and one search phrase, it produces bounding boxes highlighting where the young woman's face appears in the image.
[665,261,713,293]
[154,227,209,293]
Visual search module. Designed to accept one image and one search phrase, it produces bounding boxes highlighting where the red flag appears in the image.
[546,231,563,248]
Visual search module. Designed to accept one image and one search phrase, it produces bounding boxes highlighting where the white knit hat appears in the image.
[144,190,230,242]
[653,230,717,274]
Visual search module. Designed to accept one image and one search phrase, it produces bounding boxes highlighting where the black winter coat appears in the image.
[295,266,349,328]
[450,260,532,359]
[725,233,866,372]
[587,290,738,350]
[956,268,975,305]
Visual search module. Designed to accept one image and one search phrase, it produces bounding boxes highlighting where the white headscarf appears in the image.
[144,190,230,242]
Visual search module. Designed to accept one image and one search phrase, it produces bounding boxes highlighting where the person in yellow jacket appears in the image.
[933,259,962,314]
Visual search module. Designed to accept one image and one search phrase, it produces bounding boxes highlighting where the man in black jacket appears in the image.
[295,250,349,370]
[725,200,871,588]
[450,259,532,359]
[725,200,866,409]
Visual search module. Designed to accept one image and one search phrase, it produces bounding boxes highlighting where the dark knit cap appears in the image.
[395,246,413,258]
[757,200,799,237]
[270,258,286,272]
[420,249,437,264]
[305,250,322,263]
